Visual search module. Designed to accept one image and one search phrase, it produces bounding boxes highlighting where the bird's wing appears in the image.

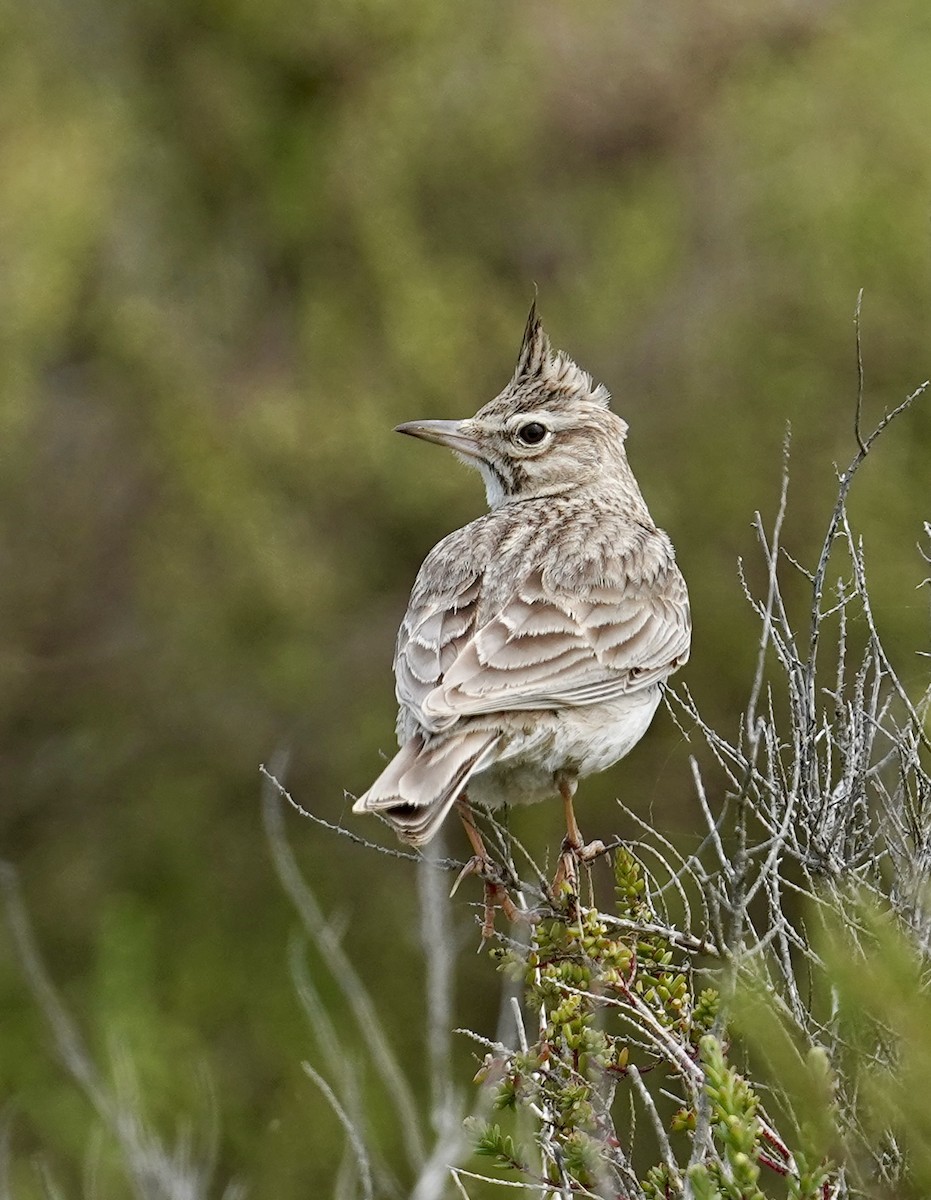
[397,556,690,731]
[395,571,483,730]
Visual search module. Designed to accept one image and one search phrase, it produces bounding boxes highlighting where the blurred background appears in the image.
[1,0,929,1194]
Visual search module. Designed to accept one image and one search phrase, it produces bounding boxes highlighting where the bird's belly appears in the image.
[465,687,662,809]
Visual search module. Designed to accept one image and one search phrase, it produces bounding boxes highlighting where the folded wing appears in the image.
[396,560,690,732]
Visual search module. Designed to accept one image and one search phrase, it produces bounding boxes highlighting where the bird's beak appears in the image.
[394,419,481,459]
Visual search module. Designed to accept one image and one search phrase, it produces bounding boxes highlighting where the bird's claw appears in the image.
[450,854,523,940]
[450,854,487,897]
[551,837,608,899]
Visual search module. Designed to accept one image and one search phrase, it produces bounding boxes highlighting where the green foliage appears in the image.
[644,1163,679,1199]
[615,844,650,917]
[735,900,931,1200]
[481,668,929,1200]
[465,1118,527,1173]
[693,989,722,1038]
[695,1034,765,1200]
[481,847,836,1198]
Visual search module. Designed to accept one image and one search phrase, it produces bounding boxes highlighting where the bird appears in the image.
[353,303,690,904]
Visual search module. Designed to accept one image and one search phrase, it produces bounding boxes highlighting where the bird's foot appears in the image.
[551,837,608,899]
[451,854,523,940]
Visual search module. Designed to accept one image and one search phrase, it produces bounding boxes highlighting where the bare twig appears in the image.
[0,863,229,1200]
[302,1063,374,1200]
[262,767,428,1170]
[854,288,866,455]
[629,1064,682,1191]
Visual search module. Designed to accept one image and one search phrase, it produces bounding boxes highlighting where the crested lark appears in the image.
[354,305,690,887]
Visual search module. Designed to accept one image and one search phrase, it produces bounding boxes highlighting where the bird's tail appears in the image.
[352,730,500,846]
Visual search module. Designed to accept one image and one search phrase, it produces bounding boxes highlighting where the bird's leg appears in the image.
[552,774,607,897]
[451,795,521,937]
[562,775,584,851]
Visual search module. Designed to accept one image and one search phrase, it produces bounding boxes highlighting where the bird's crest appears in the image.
[511,300,611,410]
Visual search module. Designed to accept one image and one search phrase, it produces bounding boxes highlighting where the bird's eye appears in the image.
[516,421,548,446]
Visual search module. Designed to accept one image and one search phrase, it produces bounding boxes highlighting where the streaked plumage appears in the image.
[353,305,690,847]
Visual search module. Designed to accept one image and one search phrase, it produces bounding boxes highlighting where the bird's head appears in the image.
[396,303,633,509]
